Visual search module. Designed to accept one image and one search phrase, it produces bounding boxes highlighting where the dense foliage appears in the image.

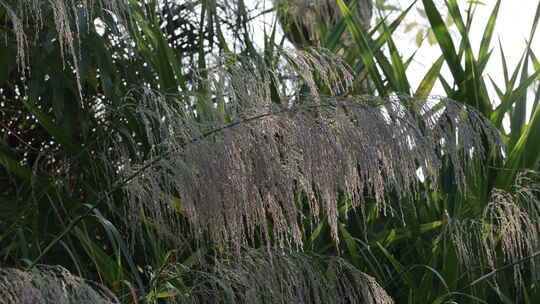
[1,0,540,303]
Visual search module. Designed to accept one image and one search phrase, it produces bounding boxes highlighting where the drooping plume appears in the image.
[109,49,503,252]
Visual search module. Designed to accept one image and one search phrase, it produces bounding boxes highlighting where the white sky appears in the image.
[248,0,539,116]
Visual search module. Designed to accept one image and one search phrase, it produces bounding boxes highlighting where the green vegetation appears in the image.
[0,0,539,303]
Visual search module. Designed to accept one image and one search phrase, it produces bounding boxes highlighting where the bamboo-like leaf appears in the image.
[22,102,84,158]
[337,0,386,94]
[492,69,540,129]
[381,22,410,93]
[124,0,186,95]
[339,223,361,261]
[477,0,501,67]
[0,149,41,182]
[498,39,510,85]
[372,1,417,51]
[490,47,527,127]
[496,102,540,189]
[376,242,414,288]
[73,227,123,285]
[486,77,503,102]
[509,54,530,150]
[507,1,540,148]
[422,0,465,89]
[415,55,444,98]
[324,0,359,51]
[531,50,540,79]
[446,0,491,114]
[528,1,540,41]
[85,205,144,290]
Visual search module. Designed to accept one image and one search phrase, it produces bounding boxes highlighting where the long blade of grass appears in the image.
[531,49,540,110]
[446,0,491,114]
[492,68,540,128]
[86,205,144,290]
[528,1,540,40]
[126,0,186,93]
[0,149,42,182]
[373,0,417,50]
[496,96,540,189]
[381,22,410,93]
[508,53,527,92]
[509,52,530,150]
[415,56,444,98]
[339,223,361,263]
[440,75,453,95]
[488,76,506,105]
[496,3,540,189]
[404,49,419,71]
[342,1,417,95]
[477,49,493,75]
[422,0,465,89]
[498,39,510,85]
[478,0,501,66]
[72,226,124,284]
[377,242,415,288]
[337,0,386,94]
[22,101,87,160]
[325,0,360,51]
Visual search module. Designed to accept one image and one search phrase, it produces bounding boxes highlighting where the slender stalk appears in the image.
[465,250,540,288]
